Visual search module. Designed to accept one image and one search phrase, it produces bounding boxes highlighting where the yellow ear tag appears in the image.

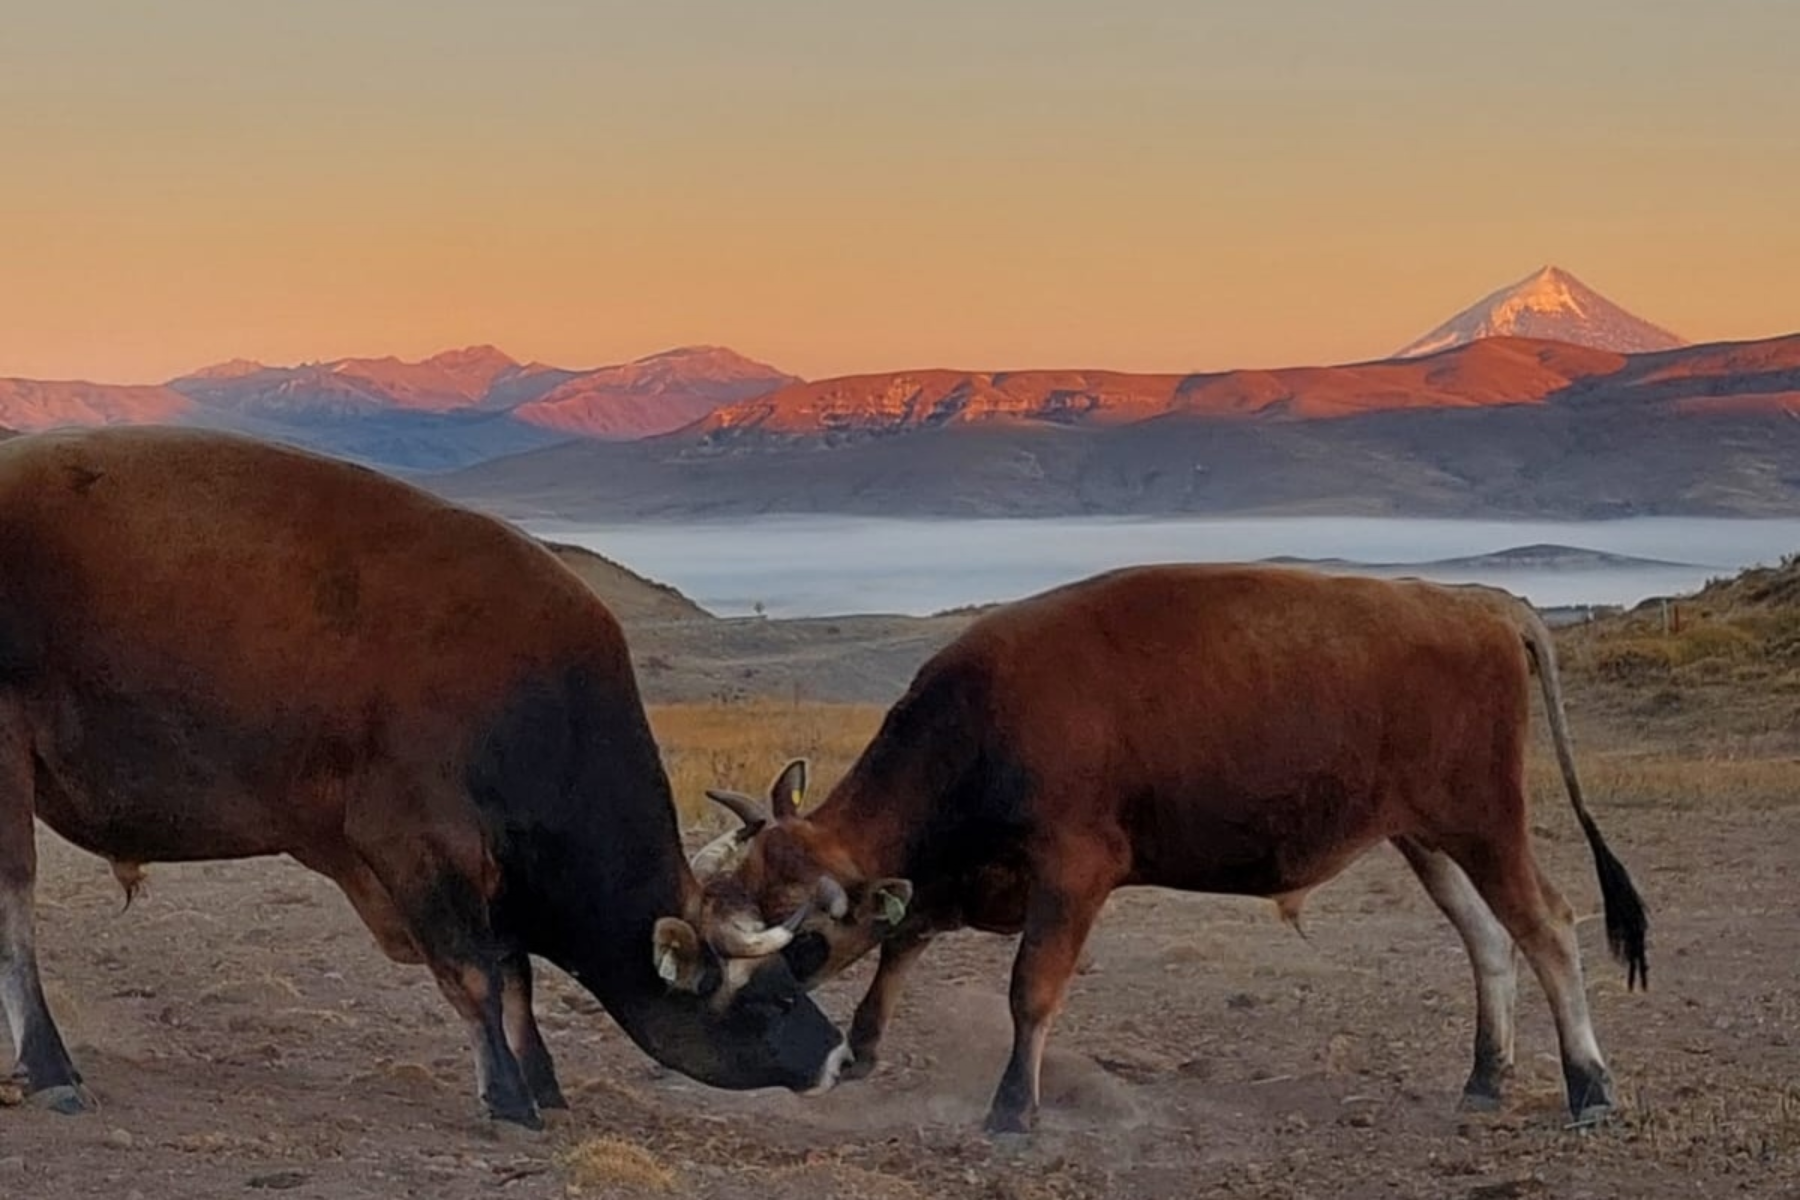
[790,789,802,811]
[655,947,680,985]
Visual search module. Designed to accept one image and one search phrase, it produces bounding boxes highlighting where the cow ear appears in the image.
[859,878,914,931]
[769,758,807,820]
[651,917,709,993]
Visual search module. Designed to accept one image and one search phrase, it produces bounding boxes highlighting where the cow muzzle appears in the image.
[801,1039,853,1096]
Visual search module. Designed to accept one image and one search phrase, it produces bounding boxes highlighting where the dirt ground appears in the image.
[6,776,1798,1200]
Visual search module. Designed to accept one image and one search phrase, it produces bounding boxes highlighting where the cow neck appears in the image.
[804,748,949,884]
[513,763,699,1022]
[526,824,726,1072]
[799,654,990,882]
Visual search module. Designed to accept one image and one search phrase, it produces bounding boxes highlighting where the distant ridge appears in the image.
[1261,544,1702,572]
[435,331,1800,521]
[1394,265,1687,358]
[680,330,1799,444]
[0,344,798,472]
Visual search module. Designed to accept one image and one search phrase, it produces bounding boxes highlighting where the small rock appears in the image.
[246,1171,310,1190]
[1343,1109,1376,1128]
[0,1156,26,1172]
[1466,1176,1547,1200]
[105,1128,135,1149]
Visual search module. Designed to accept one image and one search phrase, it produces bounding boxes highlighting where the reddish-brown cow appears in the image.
[0,426,847,1129]
[695,565,1648,1134]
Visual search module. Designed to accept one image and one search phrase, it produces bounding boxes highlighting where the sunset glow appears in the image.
[4,1,1796,384]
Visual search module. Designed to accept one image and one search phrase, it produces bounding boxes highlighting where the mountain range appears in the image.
[433,332,1800,520]
[4,266,1798,518]
[0,345,795,472]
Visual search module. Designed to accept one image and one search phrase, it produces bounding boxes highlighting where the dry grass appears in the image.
[755,1161,930,1200]
[647,695,1800,836]
[196,970,304,1006]
[1620,1082,1800,1168]
[647,699,884,827]
[1554,555,1800,755]
[1557,558,1800,679]
[557,1135,679,1194]
[1525,751,1800,815]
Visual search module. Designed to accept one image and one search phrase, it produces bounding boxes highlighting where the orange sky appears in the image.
[3,1,1796,384]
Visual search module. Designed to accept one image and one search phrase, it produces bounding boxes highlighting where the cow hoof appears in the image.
[1560,1059,1615,1124]
[1457,1090,1504,1114]
[982,1109,1033,1138]
[1566,1103,1615,1131]
[486,1104,546,1134]
[840,1053,879,1083]
[30,1084,95,1115]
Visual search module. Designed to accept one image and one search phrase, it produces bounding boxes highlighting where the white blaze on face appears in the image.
[803,1039,852,1096]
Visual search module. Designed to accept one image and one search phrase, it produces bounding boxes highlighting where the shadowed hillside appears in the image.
[1559,552,1800,755]
[540,541,713,623]
[437,333,1800,520]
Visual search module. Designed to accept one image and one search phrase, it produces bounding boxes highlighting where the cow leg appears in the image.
[0,707,89,1113]
[842,928,931,1081]
[292,845,425,966]
[345,806,540,1130]
[985,852,1117,1135]
[406,902,539,1128]
[500,951,566,1110]
[1393,836,1519,1110]
[1449,838,1616,1124]
[434,954,539,1129]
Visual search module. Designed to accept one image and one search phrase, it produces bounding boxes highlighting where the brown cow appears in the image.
[693,564,1648,1134]
[0,426,848,1129]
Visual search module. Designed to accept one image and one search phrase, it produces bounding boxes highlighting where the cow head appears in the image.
[690,759,914,990]
[638,904,849,1095]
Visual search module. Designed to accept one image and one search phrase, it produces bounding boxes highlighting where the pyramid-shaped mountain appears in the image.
[1393,266,1687,358]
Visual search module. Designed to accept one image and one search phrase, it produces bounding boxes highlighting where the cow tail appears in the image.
[1516,605,1649,991]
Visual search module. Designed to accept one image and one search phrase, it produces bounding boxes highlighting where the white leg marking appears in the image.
[1412,848,1520,1068]
[0,892,36,1054]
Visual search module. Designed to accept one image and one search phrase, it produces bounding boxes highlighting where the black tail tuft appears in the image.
[1579,813,1649,990]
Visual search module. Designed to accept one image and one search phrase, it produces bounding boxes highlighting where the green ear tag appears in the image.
[879,890,908,926]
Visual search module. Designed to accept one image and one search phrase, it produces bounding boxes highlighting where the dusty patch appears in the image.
[7,775,1800,1198]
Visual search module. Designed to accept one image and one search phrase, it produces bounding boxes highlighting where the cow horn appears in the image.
[708,908,798,958]
[706,789,769,837]
[814,874,850,921]
[780,896,817,933]
[689,829,748,880]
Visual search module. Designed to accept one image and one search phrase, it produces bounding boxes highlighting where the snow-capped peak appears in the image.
[1393,265,1687,359]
